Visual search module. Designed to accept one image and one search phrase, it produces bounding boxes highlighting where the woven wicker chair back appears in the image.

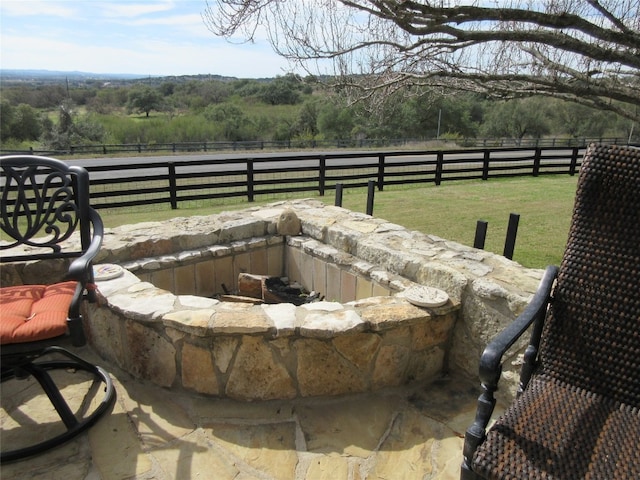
[539,144,640,406]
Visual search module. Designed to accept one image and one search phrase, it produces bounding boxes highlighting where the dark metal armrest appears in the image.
[67,207,104,282]
[461,265,557,479]
[66,208,104,324]
[479,265,558,387]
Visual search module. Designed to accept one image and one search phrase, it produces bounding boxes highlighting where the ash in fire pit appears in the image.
[221,273,323,306]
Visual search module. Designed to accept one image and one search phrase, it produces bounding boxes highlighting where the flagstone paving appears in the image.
[1,345,504,480]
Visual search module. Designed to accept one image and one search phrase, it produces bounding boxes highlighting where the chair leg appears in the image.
[461,462,483,479]
[24,361,79,429]
[1,347,116,463]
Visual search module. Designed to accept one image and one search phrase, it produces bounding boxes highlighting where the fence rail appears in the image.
[45,145,591,212]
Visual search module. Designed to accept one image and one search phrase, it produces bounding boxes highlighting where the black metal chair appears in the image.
[1,155,115,463]
[461,143,640,479]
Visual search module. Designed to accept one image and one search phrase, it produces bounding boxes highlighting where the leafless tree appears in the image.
[203,0,640,122]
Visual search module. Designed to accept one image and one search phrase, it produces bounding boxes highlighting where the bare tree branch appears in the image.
[203,0,640,122]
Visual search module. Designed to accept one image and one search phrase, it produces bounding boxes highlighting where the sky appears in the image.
[0,0,294,78]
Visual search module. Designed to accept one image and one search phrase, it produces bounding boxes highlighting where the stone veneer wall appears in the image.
[91,265,457,400]
[1,199,545,404]
[87,230,458,401]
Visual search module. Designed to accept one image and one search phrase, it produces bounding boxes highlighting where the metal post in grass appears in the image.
[503,213,520,260]
[366,180,376,216]
[335,183,343,207]
[474,220,488,250]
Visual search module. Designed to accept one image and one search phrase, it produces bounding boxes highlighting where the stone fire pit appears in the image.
[2,199,544,404]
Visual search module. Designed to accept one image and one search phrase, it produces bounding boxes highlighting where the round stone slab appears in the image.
[402,285,449,308]
[93,263,124,281]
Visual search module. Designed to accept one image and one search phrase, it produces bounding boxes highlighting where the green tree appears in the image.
[88,87,129,114]
[69,87,97,106]
[232,79,263,97]
[33,85,67,109]
[0,100,15,141]
[0,102,42,142]
[402,94,481,139]
[12,104,42,141]
[159,81,176,96]
[293,100,319,137]
[127,86,164,117]
[204,103,254,141]
[41,101,106,150]
[318,103,354,140]
[260,75,301,105]
[551,101,613,138]
[482,98,551,143]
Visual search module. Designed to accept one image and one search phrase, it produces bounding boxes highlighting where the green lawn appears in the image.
[99,174,579,269]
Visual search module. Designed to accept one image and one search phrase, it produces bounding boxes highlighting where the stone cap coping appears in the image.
[94,267,460,340]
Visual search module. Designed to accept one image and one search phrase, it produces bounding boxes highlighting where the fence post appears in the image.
[474,220,488,249]
[247,159,254,202]
[503,213,520,260]
[533,147,541,177]
[435,151,444,186]
[335,183,343,207]
[569,147,579,175]
[377,154,385,191]
[366,180,376,216]
[482,150,490,180]
[319,156,326,196]
[168,162,178,210]
[138,144,142,153]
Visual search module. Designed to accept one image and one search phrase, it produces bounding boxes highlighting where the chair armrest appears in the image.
[462,265,557,478]
[479,265,558,386]
[67,207,104,282]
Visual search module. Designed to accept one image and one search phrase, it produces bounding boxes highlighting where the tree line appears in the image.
[0,72,635,152]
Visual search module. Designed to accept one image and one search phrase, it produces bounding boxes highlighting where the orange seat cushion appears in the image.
[0,282,77,344]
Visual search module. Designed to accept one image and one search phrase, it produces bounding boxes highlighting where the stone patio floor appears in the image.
[1,345,504,480]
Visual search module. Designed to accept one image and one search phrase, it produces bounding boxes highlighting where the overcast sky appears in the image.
[0,0,295,78]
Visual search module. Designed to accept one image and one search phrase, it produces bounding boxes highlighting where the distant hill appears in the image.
[1,69,149,81]
[0,69,276,87]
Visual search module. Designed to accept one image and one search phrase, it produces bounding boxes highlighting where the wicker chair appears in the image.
[461,144,640,479]
[1,155,115,463]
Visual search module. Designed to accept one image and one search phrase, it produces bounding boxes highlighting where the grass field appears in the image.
[99,174,579,269]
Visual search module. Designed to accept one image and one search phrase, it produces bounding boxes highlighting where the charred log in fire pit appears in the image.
[221,273,322,305]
